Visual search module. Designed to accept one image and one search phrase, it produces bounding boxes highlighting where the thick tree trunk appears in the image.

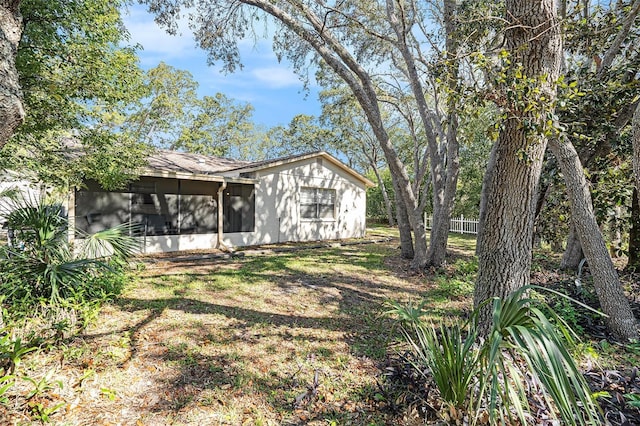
[627,188,640,271]
[560,224,584,270]
[392,177,414,259]
[630,104,640,270]
[633,102,640,223]
[406,207,429,269]
[474,0,562,332]
[0,1,24,149]
[549,137,638,340]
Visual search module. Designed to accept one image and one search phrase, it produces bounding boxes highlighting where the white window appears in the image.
[300,187,336,219]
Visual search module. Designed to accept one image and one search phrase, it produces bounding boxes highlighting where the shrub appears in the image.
[0,198,137,306]
[0,197,138,344]
[387,286,602,425]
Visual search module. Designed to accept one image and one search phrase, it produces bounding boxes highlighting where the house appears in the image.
[69,150,374,253]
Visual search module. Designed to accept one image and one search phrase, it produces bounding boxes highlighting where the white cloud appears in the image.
[251,67,302,89]
[122,5,199,63]
[119,4,321,126]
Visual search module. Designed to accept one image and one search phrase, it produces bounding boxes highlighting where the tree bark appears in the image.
[474,0,562,332]
[0,1,25,149]
[560,223,584,270]
[627,188,640,271]
[427,0,460,267]
[385,0,460,268]
[549,137,638,340]
[393,177,414,259]
[630,103,640,270]
[633,102,640,221]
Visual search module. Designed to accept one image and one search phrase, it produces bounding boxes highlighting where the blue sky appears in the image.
[122,4,321,128]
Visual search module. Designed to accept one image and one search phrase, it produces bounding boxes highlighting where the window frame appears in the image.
[299,187,337,221]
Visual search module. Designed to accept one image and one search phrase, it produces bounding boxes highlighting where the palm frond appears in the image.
[77,222,140,261]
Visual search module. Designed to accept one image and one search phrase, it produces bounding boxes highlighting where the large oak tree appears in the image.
[473,0,563,331]
[0,1,24,148]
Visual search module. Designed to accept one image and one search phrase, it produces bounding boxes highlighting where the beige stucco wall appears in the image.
[223,157,368,247]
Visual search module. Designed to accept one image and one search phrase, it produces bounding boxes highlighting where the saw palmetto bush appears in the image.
[0,198,138,307]
[388,286,601,425]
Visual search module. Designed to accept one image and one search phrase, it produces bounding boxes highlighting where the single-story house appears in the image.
[69,150,374,253]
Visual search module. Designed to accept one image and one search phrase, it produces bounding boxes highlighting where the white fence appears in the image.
[424,214,479,235]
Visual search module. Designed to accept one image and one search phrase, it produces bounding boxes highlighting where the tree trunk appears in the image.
[392,177,414,259]
[549,137,638,340]
[428,119,460,266]
[0,1,25,149]
[560,224,584,270]
[629,103,640,270]
[474,0,562,332]
[609,205,623,258]
[633,101,640,223]
[406,205,429,269]
[427,0,460,267]
[627,188,640,271]
[385,0,458,269]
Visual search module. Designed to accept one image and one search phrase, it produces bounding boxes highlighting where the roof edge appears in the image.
[141,169,257,185]
[227,152,376,188]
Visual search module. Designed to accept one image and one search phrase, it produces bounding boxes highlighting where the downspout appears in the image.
[217,179,230,251]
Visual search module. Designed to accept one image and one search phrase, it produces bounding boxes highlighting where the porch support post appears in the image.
[217,179,228,250]
[67,188,76,247]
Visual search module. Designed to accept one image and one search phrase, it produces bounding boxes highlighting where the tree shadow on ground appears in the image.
[71,243,440,424]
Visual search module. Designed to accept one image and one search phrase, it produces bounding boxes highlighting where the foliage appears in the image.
[366,168,395,221]
[0,333,37,376]
[550,1,640,251]
[0,197,137,307]
[406,319,479,410]
[266,114,339,159]
[453,107,497,217]
[121,62,257,158]
[0,0,149,190]
[388,286,602,425]
[535,158,571,251]
[0,374,14,405]
[23,370,65,421]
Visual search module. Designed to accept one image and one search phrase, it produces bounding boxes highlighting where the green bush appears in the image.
[0,198,138,344]
[0,198,137,306]
[388,286,602,425]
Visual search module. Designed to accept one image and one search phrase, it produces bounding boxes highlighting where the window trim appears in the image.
[300,187,336,221]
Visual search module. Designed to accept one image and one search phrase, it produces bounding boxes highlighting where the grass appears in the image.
[4,228,639,424]
[4,228,475,425]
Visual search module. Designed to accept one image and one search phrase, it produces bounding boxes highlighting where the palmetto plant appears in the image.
[388,286,602,425]
[0,197,138,304]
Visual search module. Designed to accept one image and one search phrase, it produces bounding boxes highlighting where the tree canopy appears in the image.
[1,0,148,189]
